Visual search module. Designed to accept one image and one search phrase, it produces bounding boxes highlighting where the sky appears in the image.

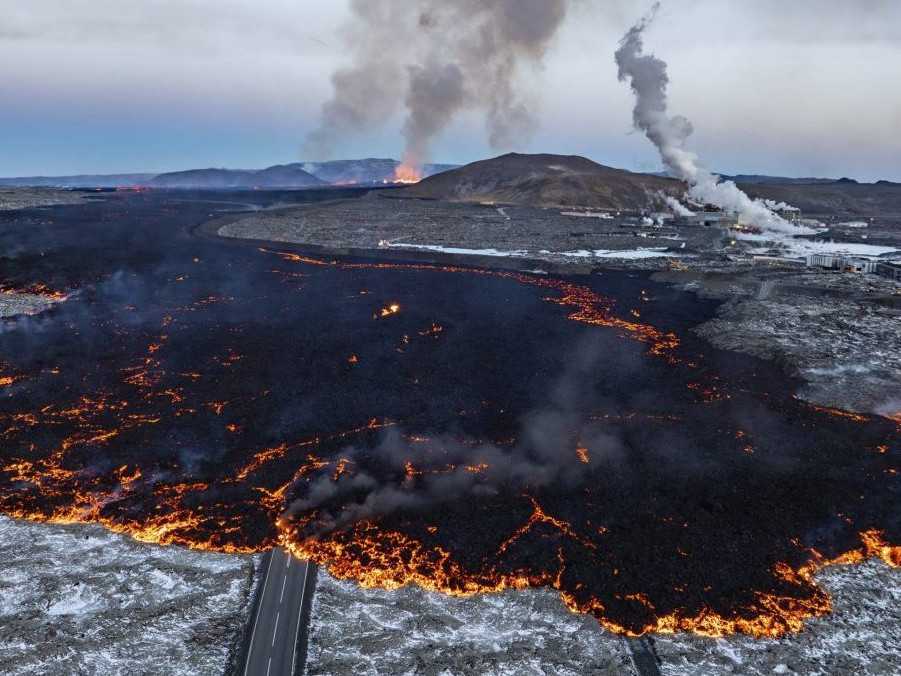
[1,0,900,181]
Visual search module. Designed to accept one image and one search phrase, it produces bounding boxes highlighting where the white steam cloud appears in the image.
[615,3,805,234]
[663,194,694,217]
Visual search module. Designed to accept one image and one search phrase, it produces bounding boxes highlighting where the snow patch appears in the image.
[541,247,680,260]
[380,242,529,257]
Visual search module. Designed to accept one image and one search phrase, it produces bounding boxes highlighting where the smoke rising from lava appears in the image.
[287,335,631,535]
[305,0,569,174]
[615,3,803,234]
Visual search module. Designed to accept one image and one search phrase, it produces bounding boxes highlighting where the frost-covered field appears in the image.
[0,516,257,676]
[655,560,901,675]
[307,559,900,676]
[306,573,633,675]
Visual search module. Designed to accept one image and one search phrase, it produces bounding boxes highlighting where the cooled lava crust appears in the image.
[0,191,897,637]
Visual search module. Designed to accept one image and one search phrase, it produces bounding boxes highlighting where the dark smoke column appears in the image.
[305,0,569,181]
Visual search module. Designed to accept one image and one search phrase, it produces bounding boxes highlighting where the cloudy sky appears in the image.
[2,0,900,180]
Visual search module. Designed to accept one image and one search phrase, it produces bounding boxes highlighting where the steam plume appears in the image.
[615,3,802,234]
[305,0,569,175]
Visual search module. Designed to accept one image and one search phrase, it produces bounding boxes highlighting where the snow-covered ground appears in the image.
[540,247,681,260]
[655,560,901,675]
[380,242,530,257]
[378,241,682,261]
[306,574,633,675]
[0,516,257,676]
[307,559,900,675]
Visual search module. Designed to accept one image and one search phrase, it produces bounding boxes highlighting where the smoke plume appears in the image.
[305,0,569,174]
[615,3,802,234]
[286,334,640,535]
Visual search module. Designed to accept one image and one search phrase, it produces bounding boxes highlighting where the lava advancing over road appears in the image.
[0,192,897,638]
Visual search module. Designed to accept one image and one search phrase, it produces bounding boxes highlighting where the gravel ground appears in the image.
[0,188,89,211]
[0,516,257,676]
[216,191,722,268]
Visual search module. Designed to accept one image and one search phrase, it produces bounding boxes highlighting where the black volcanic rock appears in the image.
[396,152,682,209]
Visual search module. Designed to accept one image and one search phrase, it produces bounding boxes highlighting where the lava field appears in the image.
[0,190,897,637]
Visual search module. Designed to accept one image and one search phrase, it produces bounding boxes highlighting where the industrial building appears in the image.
[672,212,739,228]
[807,253,896,276]
[875,261,901,281]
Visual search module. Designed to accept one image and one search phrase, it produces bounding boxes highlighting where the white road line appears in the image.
[266,656,272,676]
[244,551,277,676]
[280,574,288,604]
[290,559,312,676]
[272,611,281,647]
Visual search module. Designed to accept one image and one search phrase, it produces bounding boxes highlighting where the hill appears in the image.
[739,180,901,217]
[149,165,324,189]
[301,159,458,184]
[721,174,838,185]
[397,153,681,209]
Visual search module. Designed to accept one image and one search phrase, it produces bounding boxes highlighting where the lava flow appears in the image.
[0,194,897,640]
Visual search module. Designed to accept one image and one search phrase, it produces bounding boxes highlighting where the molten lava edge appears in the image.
[1,244,898,639]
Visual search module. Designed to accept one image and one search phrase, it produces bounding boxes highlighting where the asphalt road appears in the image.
[625,637,663,676]
[243,550,316,676]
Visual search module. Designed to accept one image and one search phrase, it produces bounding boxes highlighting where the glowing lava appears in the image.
[390,163,422,184]
[0,237,897,641]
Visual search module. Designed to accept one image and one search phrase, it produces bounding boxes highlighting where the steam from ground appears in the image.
[286,334,638,534]
[305,0,569,172]
[615,3,802,234]
[663,194,694,217]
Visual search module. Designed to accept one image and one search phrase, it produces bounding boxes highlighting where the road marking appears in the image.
[280,574,288,604]
[266,656,272,676]
[245,551,277,676]
[290,560,312,676]
[272,611,281,647]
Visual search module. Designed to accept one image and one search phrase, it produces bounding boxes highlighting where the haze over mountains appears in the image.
[0,159,458,189]
[1,153,898,216]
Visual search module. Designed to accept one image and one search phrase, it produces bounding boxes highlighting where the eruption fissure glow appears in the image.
[0,247,896,639]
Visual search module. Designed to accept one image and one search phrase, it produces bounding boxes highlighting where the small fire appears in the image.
[391,163,422,184]
[375,303,401,319]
